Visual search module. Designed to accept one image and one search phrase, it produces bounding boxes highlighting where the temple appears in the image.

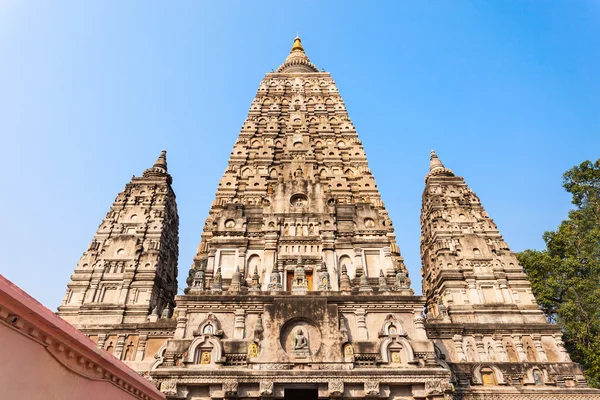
[56,37,600,400]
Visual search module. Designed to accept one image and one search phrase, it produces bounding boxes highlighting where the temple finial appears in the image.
[153,150,168,172]
[429,149,445,172]
[425,149,454,181]
[290,35,304,53]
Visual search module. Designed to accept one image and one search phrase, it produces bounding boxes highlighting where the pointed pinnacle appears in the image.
[429,149,445,172]
[291,36,304,53]
[153,150,168,172]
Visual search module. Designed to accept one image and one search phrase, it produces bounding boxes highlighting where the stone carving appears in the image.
[292,328,310,358]
[222,380,238,397]
[191,267,206,292]
[358,269,373,292]
[293,328,308,350]
[249,266,261,292]
[328,380,344,397]
[317,263,331,291]
[160,380,177,396]
[259,381,274,396]
[247,343,259,358]
[339,264,352,292]
[267,264,282,291]
[344,343,354,357]
[193,313,223,337]
[200,351,211,364]
[378,269,389,292]
[291,259,308,293]
[211,266,223,292]
[533,369,544,386]
[364,381,380,396]
[227,266,241,293]
[425,379,443,395]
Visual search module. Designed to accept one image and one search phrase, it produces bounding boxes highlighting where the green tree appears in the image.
[517,159,600,388]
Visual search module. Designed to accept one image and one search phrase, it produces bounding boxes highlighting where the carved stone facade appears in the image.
[58,150,179,325]
[421,151,597,398]
[58,37,600,399]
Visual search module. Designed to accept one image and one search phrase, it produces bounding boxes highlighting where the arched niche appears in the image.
[379,314,407,337]
[149,344,167,371]
[192,313,224,337]
[472,364,506,386]
[525,367,546,386]
[186,336,224,366]
[379,336,415,366]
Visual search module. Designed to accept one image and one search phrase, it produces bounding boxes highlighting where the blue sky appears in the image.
[1,1,599,309]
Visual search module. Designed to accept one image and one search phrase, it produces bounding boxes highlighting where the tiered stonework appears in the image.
[58,150,179,326]
[57,38,600,400]
[421,151,597,398]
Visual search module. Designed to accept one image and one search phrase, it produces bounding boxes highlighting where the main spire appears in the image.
[290,35,304,53]
[276,35,319,73]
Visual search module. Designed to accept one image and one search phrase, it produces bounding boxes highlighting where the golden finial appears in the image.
[290,35,304,53]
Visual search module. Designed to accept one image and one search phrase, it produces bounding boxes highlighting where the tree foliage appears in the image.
[517,159,600,388]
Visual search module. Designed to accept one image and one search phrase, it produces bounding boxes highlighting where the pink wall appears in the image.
[0,275,165,400]
[0,325,144,400]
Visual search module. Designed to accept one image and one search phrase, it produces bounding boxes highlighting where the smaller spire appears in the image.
[143,150,172,183]
[426,150,454,181]
[154,150,168,172]
[429,150,445,172]
[290,35,304,53]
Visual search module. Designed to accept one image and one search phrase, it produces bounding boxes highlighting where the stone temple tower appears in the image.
[58,151,179,326]
[187,35,411,296]
[421,150,593,396]
[57,38,600,400]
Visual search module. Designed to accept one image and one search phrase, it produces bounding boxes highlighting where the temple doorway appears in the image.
[284,388,318,400]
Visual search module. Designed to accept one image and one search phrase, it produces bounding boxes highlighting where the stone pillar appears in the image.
[114,334,127,359]
[466,279,479,304]
[554,333,571,362]
[532,334,548,362]
[382,246,395,277]
[85,281,99,303]
[135,334,148,361]
[263,234,278,291]
[356,308,368,340]
[498,279,513,304]
[206,249,216,276]
[512,334,528,362]
[277,260,285,290]
[238,248,247,283]
[493,334,508,362]
[474,334,488,361]
[452,334,467,362]
[174,309,188,339]
[354,248,364,276]
[118,279,131,303]
[322,235,337,290]
[494,283,505,303]
[413,311,428,340]
[97,333,107,349]
[233,309,245,339]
